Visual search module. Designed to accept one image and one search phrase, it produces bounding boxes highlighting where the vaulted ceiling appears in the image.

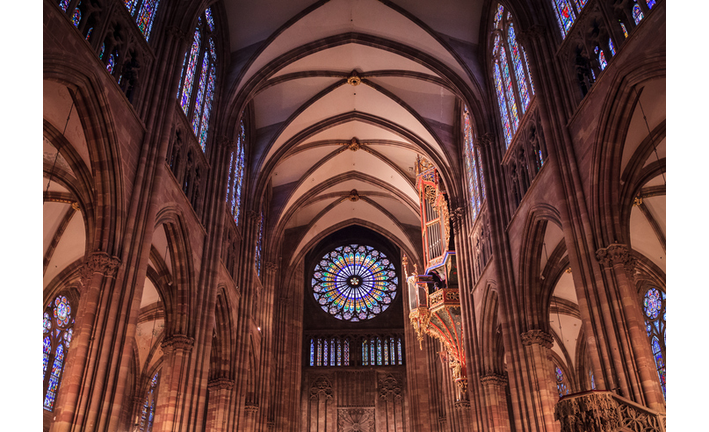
[221,0,488,265]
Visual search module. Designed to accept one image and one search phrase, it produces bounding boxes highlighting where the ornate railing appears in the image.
[554,391,666,432]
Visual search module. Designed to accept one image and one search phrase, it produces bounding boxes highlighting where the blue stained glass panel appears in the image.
[136,0,161,41]
[198,65,216,152]
[377,338,382,365]
[344,339,350,366]
[317,339,322,366]
[493,4,504,29]
[633,3,644,25]
[493,64,512,146]
[508,23,530,111]
[362,341,368,366]
[43,335,51,380]
[646,0,655,9]
[44,344,66,410]
[323,339,329,366]
[383,338,389,365]
[205,7,215,31]
[59,0,71,12]
[107,52,117,74]
[124,0,137,15]
[180,28,202,114]
[552,0,576,38]
[574,0,588,9]
[72,5,81,27]
[644,288,661,319]
[620,22,629,38]
[310,339,315,366]
[499,45,520,133]
[191,55,210,135]
[597,47,607,70]
[609,38,616,56]
[397,338,402,365]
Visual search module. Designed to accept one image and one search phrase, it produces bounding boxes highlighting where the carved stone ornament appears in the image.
[595,243,632,269]
[378,374,402,400]
[554,392,622,432]
[347,70,362,86]
[217,135,236,151]
[310,375,333,400]
[207,377,235,391]
[79,252,122,287]
[480,372,508,387]
[264,261,278,275]
[161,334,195,354]
[473,133,493,150]
[347,189,360,202]
[520,329,554,349]
[338,408,375,432]
[244,403,259,413]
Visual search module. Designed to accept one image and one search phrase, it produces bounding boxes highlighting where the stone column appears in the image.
[594,243,665,410]
[520,330,560,432]
[205,378,234,432]
[51,252,121,432]
[480,373,512,432]
[153,335,194,432]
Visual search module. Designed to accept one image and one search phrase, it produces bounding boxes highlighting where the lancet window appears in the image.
[123,0,161,41]
[226,121,246,225]
[491,4,535,148]
[176,8,218,152]
[43,294,75,411]
[549,0,591,39]
[642,287,666,398]
[138,371,160,432]
[463,106,486,220]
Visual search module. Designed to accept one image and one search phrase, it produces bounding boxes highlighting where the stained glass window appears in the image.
[377,338,383,365]
[633,3,644,25]
[555,366,569,398]
[177,9,218,151]
[227,122,246,225]
[362,340,368,365]
[72,4,81,27]
[43,295,75,411]
[608,39,616,57]
[397,338,403,365]
[310,339,315,366]
[317,339,323,366]
[180,29,201,114]
[311,244,398,322]
[646,0,656,9]
[463,105,484,220]
[620,22,629,38]
[135,0,161,40]
[643,288,666,398]
[344,339,350,366]
[508,23,531,112]
[491,6,533,149]
[589,369,596,390]
[383,338,389,365]
[255,212,263,277]
[551,0,576,38]
[99,43,105,60]
[139,371,159,432]
[59,0,71,12]
[574,0,588,9]
[107,51,117,74]
[595,47,607,71]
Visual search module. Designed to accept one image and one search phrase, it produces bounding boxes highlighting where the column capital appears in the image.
[161,334,195,354]
[596,243,633,269]
[480,372,508,387]
[79,252,121,287]
[207,377,234,391]
[521,329,554,348]
[450,206,466,233]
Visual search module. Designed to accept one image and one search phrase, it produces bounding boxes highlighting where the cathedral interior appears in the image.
[41,0,672,430]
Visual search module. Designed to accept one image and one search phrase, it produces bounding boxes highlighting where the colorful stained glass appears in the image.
[390,337,396,365]
[632,3,644,25]
[86,27,93,41]
[99,43,105,60]
[556,367,564,382]
[574,0,588,9]
[609,38,616,57]
[124,0,137,15]
[310,339,315,366]
[499,45,520,133]
[44,344,65,410]
[44,312,51,333]
[136,0,161,41]
[43,335,51,380]
[140,399,149,430]
[397,338,402,365]
[589,370,596,390]
[180,28,202,114]
[59,0,71,12]
[508,23,530,111]
[107,52,116,74]
[646,0,655,9]
[643,288,661,319]
[205,7,215,31]
[555,366,569,397]
[493,4,504,29]
[370,338,375,365]
[72,5,82,27]
[494,64,512,146]
[377,338,382,365]
[198,65,216,151]
[311,244,398,322]
[595,47,607,71]
[344,339,350,366]
[323,339,329,365]
[522,47,535,95]
[317,339,322,366]
[362,340,368,366]
[337,340,342,366]
[192,55,210,135]
[228,124,246,225]
[383,338,389,365]
[551,0,576,38]
[54,296,71,327]
[463,106,482,219]
[620,21,629,38]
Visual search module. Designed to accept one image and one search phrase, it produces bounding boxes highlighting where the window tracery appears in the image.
[642,287,666,398]
[555,365,570,398]
[311,244,398,322]
[139,371,160,432]
[176,8,218,152]
[491,4,535,148]
[463,106,486,220]
[123,0,161,41]
[226,121,246,225]
[43,295,75,411]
